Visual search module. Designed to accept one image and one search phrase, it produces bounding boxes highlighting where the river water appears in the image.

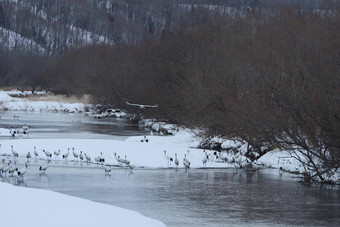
[1,111,340,226]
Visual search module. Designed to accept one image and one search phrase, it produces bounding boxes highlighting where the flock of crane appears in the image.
[0,143,260,183]
[0,145,136,182]
[163,149,259,171]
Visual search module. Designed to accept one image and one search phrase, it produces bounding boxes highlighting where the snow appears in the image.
[258,149,305,173]
[0,182,166,227]
[0,91,13,102]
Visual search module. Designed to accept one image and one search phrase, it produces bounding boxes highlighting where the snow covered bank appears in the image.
[0,91,89,113]
[0,182,166,227]
[0,132,233,169]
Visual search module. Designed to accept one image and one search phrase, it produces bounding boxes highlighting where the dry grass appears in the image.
[1,87,91,104]
[26,94,91,104]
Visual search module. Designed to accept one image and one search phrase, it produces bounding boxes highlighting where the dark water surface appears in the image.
[1,111,339,226]
[0,111,147,140]
[9,165,340,227]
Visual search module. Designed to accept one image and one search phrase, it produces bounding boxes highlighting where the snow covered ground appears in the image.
[0,182,165,227]
[0,132,232,169]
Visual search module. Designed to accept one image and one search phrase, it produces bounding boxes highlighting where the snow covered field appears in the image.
[0,182,165,227]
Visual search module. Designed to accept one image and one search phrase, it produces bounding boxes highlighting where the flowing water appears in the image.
[1,111,340,227]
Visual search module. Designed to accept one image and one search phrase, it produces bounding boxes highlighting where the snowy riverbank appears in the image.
[0,182,166,227]
[0,131,305,172]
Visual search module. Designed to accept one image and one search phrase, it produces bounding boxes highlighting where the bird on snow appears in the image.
[115,154,125,166]
[11,145,18,160]
[72,148,78,162]
[63,148,70,162]
[43,150,52,161]
[8,162,18,177]
[16,162,28,181]
[122,155,130,165]
[94,156,101,164]
[39,160,50,174]
[79,151,84,161]
[183,154,191,170]
[34,146,39,160]
[174,153,179,168]
[126,101,158,109]
[85,153,91,163]
[26,152,32,162]
[202,150,209,166]
[163,150,173,166]
[2,162,11,177]
[0,159,6,174]
[54,150,60,160]
[114,153,120,164]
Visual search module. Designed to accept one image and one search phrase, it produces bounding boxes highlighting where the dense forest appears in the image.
[0,1,339,182]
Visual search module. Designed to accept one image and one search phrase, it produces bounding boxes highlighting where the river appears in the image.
[1,111,339,226]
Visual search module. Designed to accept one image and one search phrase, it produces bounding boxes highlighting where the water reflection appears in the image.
[0,111,148,139]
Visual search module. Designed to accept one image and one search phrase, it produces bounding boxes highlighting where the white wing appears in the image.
[126,102,142,107]
[126,102,158,108]
[142,104,158,108]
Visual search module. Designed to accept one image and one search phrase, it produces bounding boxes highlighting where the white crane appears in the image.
[63,148,70,162]
[34,146,39,160]
[54,150,60,161]
[85,153,91,163]
[79,151,84,161]
[115,154,125,166]
[114,153,120,164]
[0,159,6,174]
[17,162,28,181]
[72,148,78,162]
[202,150,209,166]
[183,154,191,170]
[11,145,18,160]
[122,155,130,165]
[126,101,158,109]
[26,152,32,162]
[39,160,50,174]
[94,156,101,164]
[43,150,52,161]
[163,150,173,166]
[8,163,18,177]
[2,163,11,177]
[174,153,179,167]
[95,152,105,164]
